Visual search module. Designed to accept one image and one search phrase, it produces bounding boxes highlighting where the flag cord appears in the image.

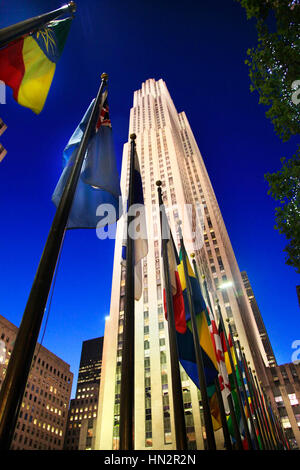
[30,230,66,367]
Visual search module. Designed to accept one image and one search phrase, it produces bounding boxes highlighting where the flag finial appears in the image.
[68,1,77,14]
[156,180,162,186]
[130,133,136,140]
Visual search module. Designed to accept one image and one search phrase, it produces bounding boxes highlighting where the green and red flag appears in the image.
[0,17,72,114]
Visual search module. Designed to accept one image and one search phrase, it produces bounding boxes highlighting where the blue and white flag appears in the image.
[52,94,122,228]
[122,148,148,300]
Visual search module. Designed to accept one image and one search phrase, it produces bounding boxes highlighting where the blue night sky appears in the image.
[0,0,299,397]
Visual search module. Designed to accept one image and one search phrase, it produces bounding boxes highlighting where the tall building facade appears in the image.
[0,314,73,450]
[264,362,300,449]
[64,337,103,450]
[241,271,277,368]
[94,78,269,450]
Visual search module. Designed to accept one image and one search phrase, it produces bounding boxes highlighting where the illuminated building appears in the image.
[0,314,73,450]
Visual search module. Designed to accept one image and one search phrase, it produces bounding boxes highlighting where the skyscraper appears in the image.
[64,337,103,450]
[241,271,277,368]
[94,78,269,450]
[0,314,73,450]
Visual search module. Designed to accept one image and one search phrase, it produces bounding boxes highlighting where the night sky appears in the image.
[0,0,299,398]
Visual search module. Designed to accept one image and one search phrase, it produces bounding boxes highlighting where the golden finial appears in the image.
[130,133,136,140]
[101,72,109,82]
[156,180,162,186]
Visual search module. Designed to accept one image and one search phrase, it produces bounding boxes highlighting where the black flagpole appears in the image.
[215,300,252,450]
[0,73,108,450]
[253,373,275,449]
[178,223,216,450]
[248,366,272,450]
[234,338,259,450]
[227,393,243,450]
[214,377,233,450]
[241,352,268,450]
[0,2,76,49]
[226,321,254,450]
[119,134,136,450]
[157,182,187,450]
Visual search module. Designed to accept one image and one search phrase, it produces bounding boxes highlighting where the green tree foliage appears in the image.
[265,148,300,273]
[237,0,300,272]
[237,0,300,142]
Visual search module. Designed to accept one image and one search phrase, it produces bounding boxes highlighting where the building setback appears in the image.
[241,271,277,368]
[0,314,73,450]
[64,337,103,450]
[94,78,269,450]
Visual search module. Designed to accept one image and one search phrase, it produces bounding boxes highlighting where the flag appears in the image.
[121,147,148,300]
[162,234,186,334]
[223,332,250,449]
[216,319,231,414]
[0,17,72,114]
[0,117,7,136]
[0,143,7,162]
[165,243,221,430]
[52,95,122,229]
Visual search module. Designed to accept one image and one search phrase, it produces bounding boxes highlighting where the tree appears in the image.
[237,0,300,142]
[265,148,300,273]
[236,0,300,272]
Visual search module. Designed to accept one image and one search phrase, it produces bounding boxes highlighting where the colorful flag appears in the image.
[0,117,7,136]
[0,17,72,114]
[121,147,148,301]
[216,319,231,414]
[163,234,187,334]
[0,143,7,162]
[52,95,122,229]
[171,246,221,430]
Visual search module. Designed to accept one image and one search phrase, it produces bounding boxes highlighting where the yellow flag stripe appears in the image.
[17,36,56,114]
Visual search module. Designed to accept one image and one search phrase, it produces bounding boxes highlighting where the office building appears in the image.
[264,362,300,449]
[94,78,269,450]
[64,337,103,450]
[241,271,277,368]
[0,314,73,450]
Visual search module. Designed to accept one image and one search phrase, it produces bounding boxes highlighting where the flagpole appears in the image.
[226,322,254,450]
[234,338,260,450]
[177,223,216,450]
[248,366,272,450]
[252,371,274,450]
[254,375,276,450]
[241,353,268,450]
[191,256,236,450]
[215,299,253,450]
[227,393,243,450]
[0,2,76,49]
[119,134,136,450]
[259,380,278,450]
[214,377,233,450]
[157,182,188,450]
[0,73,108,450]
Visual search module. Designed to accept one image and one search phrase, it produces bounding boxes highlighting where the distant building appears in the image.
[241,271,277,368]
[0,314,73,450]
[264,362,300,449]
[64,337,104,450]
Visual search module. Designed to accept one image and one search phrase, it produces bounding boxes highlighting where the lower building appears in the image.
[64,337,104,450]
[0,314,73,450]
[264,362,300,449]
